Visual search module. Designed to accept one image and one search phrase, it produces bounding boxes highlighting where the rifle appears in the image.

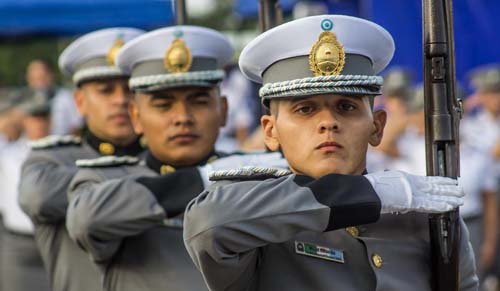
[258,0,283,32]
[174,0,187,25]
[423,0,462,290]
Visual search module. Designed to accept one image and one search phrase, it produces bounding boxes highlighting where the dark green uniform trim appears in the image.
[136,168,204,218]
[85,131,144,156]
[293,174,381,231]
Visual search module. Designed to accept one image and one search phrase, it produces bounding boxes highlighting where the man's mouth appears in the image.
[108,113,130,123]
[169,133,200,143]
[316,141,343,152]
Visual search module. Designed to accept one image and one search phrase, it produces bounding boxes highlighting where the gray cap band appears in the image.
[262,54,374,84]
[72,56,127,85]
[131,57,218,78]
[74,57,110,71]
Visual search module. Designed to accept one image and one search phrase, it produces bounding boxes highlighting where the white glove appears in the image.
[198,152,288,187]
[364,170,464,214]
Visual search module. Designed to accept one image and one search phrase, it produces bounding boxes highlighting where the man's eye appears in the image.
[296,105,314,114]
[152,102,171,109]
[339,103,356,111]
[193,98,210,105]
[97,86,113,93]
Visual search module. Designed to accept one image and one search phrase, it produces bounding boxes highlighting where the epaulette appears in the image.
[76,155,139,168]
[209,166,292,182]
[29,135,81,150]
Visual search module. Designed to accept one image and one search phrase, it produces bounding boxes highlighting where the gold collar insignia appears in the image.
[160,165,176,175]
[99,142,115,155]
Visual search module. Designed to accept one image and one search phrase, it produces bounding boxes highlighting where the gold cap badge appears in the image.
[164,31,192,73]
[107,37,125,66]
[309,29,345,76]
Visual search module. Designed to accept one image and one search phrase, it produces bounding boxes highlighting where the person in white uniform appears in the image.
[0,95,51,291]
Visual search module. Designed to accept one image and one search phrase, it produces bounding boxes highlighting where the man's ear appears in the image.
[74,88,86,116]
[369,109,387,147]
[128,96,143,135]
[218,96,228,127]
[261,114,280,151]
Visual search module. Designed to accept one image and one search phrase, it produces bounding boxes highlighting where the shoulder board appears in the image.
[209,166,292,182]
[76,155,139,168]
[29,135,81,150]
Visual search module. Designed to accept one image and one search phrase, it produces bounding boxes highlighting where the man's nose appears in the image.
[317,109,339,132]
[111,85,131,105]
[172,102,195,126]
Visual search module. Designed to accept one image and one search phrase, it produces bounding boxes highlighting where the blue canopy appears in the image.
[235,0,500,90]
[0,0,174,36]
[235,0,362,18]
[371,0,500,89]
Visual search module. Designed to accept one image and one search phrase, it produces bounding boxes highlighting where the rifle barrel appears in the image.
[423,0,460,290]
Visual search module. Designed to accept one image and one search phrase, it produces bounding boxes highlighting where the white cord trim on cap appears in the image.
[259,75,383,98]
[72,66,126,85]
[129,70,225,91]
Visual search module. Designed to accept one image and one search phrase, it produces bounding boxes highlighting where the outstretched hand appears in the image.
[364,170,464,214]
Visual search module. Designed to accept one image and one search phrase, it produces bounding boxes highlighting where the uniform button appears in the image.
[372,253,383,268]
[345,226,359,237]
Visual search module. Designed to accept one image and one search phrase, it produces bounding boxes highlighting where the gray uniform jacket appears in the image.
[18,134,144,291]
[66,158,211,291]
[184,172,479,291]
[18,139,101,291]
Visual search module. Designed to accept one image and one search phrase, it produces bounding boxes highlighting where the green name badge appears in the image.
[295,241,345,263]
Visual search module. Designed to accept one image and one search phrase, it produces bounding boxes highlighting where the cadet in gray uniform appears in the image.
[65,25,287,291]
[18,28,145,291]
[183,15,478,291]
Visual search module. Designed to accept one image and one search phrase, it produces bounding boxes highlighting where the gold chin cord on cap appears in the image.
[309,31,345,77]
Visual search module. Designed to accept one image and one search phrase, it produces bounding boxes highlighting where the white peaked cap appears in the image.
[238,15,395,102]
[59,27,145,85]
[239,15,394,84]
[116,25,234,92]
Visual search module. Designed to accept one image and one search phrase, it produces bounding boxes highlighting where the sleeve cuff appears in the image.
[136,168,205,218]
[294,174,381,231]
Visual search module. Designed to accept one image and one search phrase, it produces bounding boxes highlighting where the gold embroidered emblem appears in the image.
[107,38,125,66]
[309,31,345,76]
[207,155,219,163]
[99,143,115,155]
[160,165,176,175]
[345,226,359,237]
[139,136,148,148]
[164,37,192,73]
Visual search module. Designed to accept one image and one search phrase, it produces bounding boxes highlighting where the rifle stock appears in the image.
[423,0,461,290]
